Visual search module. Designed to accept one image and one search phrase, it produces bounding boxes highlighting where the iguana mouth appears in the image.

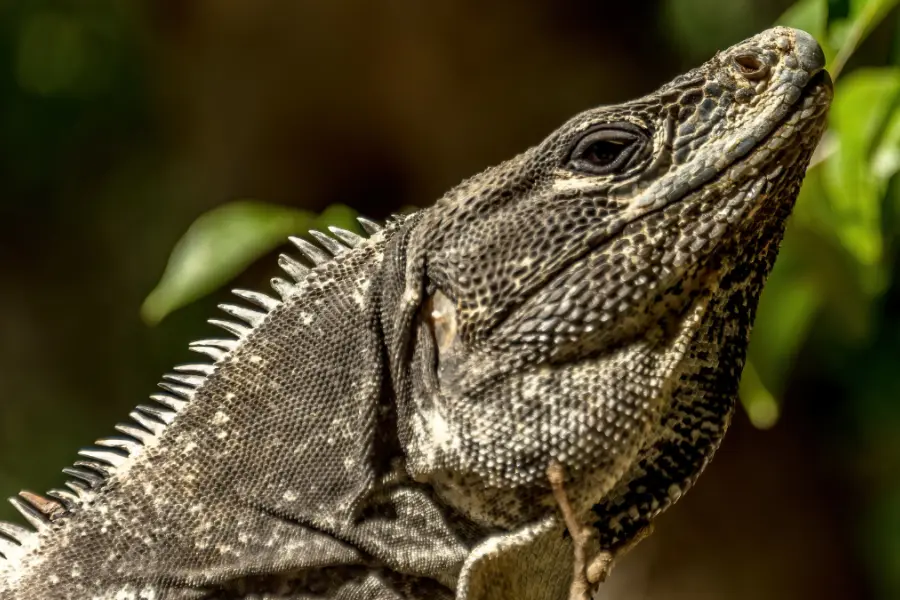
[627,67,833,234]
[621,66,833,226]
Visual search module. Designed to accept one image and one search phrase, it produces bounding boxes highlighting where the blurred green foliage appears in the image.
[0,2,144,197]
[141,203,361,324]
[741,0,900,427]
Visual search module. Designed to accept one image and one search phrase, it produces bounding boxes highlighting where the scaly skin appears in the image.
[0,27,831,600]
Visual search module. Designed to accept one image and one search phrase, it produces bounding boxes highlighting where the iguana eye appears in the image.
[566,126,645,175]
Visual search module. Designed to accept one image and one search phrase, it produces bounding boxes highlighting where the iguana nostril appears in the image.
[733,54,768,80]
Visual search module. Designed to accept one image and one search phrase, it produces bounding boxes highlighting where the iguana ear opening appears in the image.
[427,291,458,355]
[423,289,472,398]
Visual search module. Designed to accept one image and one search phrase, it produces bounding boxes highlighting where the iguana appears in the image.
[0,26,831,600]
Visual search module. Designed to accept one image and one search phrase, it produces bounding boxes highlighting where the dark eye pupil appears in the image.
[566,125,646,175]
[585,140,626,166]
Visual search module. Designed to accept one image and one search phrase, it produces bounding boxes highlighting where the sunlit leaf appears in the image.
[828,0,900,78]
[790,168,879,342]
[821,67,900,291]
[782,217,875,342]
[313,203,362,233]
[748,254,822,391]
[141,201,318,325]
[739,362,780,429]
[872,104,900,180]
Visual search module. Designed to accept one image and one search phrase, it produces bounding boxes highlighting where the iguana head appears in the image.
[397,27,832,527]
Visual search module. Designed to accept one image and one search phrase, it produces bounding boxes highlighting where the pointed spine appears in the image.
[62,466,103,489]
[278,254,308,282]
[136,404,176,426]
[309,230,347,256]
[9,496,49,531]
[189,345,226,361]
[0,520,33,544]
[64,479,91,498]
[17,491,65,522]
[173,363,215,376]
[149,393,188,413]
[232,289,280,312]
[72,461,112,479]
[190,338,237,351]
[357,216,383,234]
[78,448,128,469]
[114,423,153,444]
[208,319,251,339]
[328,226,364,248]
[288,236,331,265]
[45,489,79,510]
[270,277,294,300]
[218,304,265,328]
[157,381,196,402]
[129,410,165,436]
[163,373,205,388]
[95,436,142,453]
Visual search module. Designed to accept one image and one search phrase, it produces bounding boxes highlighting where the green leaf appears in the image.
[828,0,900,78]
[872,103,900,180]
[821,67,900,292]
[739,361,780,429]
[313,203,362,233]
[747,253,822,393]
[778,218,875,342]
[141,201,319,325]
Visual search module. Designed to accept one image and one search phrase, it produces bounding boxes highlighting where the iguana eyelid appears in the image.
[566,124,649,176]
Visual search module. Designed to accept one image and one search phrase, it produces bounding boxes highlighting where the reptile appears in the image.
[0,26,831,600]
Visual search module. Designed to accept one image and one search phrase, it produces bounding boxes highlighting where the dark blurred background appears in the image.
[2,1,900,598]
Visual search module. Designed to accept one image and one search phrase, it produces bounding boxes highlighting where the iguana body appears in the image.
[0,27,831,600]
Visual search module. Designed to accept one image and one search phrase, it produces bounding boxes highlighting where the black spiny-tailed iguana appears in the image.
[0,27,832,600]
